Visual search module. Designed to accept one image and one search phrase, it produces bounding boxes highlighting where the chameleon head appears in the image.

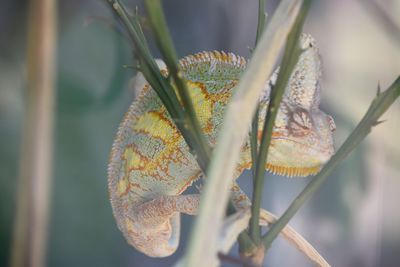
[264,107,336,177]
[260,33,336,177]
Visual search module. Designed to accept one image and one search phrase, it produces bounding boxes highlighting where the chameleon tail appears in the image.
[127,194,200,257]
[131,194,200,227]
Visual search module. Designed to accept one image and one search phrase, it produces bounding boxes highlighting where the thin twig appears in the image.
[249,0,313,245]
[244,0,267,256]
[249,0,266,194]
[250,0,267,177]
[144,0,212,169]
[108,0,181,118]
[249,0,267,176]
[255,0,267,44]
[107,0,212,170]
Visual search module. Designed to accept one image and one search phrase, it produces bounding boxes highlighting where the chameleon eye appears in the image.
[289,110,313,136]
[292,110,312,129]
[327,115,336,132]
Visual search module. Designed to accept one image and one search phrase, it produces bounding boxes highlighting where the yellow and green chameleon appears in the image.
[108,34,335,258]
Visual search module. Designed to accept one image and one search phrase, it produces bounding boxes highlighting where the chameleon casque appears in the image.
[108,34,336,257]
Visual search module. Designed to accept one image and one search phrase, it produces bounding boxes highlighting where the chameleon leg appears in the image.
[127,194,200,257]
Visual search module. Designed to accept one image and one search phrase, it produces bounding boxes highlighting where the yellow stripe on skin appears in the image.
[123,146,144,170]
[117,177,130,196]
[133,111,178,141]
[186,81,213,131]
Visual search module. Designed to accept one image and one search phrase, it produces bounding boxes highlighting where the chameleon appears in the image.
[108,33,336,258]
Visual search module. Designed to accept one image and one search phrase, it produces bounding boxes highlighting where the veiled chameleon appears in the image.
[108,34,335,257]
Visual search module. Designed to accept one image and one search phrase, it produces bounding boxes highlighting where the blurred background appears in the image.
[1,0,399,266]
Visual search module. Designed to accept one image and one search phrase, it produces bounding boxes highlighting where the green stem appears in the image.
[108,0,212,170]
[249,0,312,244]
[262,76,400,249]
[250,107,259,182]
[250,0,266,184]
[144,0,212,169]
[256,0,266,44]
[245,0,266,254]
[109,0,181,119]
[248,0,266,245]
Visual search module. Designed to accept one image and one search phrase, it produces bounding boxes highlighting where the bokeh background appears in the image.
[1,0,399,266]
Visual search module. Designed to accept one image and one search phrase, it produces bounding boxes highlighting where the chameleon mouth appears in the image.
[266,163,321,177]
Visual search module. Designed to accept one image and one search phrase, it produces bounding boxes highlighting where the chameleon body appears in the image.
[108,34,335,257]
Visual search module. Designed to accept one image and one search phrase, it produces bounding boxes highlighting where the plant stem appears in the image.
[245,0,266,255]
[10,0,57,266]
[247,0,265,247]
[249,0,312,245]
[144,0,212,169]
[256,0,267,44]
[250,0,266,182]
[262,76,400,249]
[250,0,267,181]
[108,0,212,170]
[110,0,181,118]
[250,108,259,182]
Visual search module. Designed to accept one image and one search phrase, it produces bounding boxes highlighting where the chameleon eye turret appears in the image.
[108,35,335,256]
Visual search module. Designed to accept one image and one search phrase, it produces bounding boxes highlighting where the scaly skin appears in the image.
[108,34,335,257]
